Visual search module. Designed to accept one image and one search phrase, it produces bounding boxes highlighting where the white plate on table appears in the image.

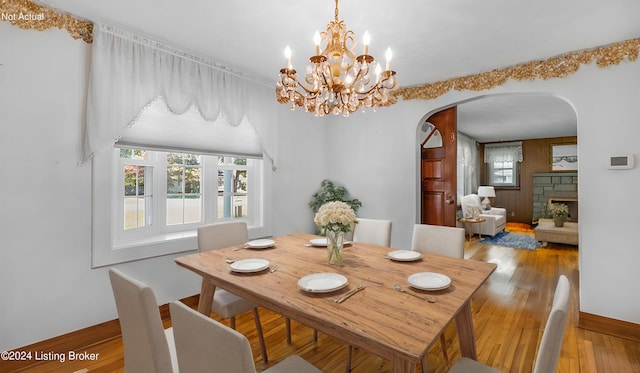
[387,250,422,262]
[308,238,351,247]
[407,272,451,291]
[230,258,270,273]
[245,239,275,249]
[298,273,348,293]
[309,238,327,247]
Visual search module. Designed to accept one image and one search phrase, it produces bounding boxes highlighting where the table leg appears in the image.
[390,354,416,373]
[464,223,472,241]
[455,300,478,359]
[197,277,216,315]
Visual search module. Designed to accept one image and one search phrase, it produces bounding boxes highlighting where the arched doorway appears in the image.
[419,93,577,226]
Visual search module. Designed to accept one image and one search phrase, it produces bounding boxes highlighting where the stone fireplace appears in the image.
[532,172,578,223]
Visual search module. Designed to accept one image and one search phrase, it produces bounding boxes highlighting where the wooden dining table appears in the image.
[175,233,496,373]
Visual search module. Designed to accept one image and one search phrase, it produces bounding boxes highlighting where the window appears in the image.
[484,141,523,188]
[487,159,519,187]
[92,147,271,268]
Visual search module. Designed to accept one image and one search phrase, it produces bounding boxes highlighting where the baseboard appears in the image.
[579,311,640,342]
[1,294,199,372]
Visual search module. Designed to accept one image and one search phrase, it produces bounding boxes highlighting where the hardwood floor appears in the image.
[4,232,640,372]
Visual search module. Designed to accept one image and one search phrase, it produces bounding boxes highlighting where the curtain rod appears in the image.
[98,23,273,89]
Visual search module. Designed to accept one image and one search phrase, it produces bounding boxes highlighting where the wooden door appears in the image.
[421,107,457,226]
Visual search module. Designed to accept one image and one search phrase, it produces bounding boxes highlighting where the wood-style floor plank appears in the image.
[3,227,640,372]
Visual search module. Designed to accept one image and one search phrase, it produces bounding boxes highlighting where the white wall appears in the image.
[2,21,639,352]
[0,24,328,351]
[271,108,329,236]
[327,62,640,325]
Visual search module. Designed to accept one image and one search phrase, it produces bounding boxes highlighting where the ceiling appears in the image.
[38,0,640,142]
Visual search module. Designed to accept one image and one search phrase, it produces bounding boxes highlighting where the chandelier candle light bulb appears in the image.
[284,46,293,70]
[385,47,392,71]
[314,31,322,55]
[363,31,370,55]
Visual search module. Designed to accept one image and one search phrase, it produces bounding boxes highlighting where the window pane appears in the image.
[166,196,202,225]
[123,165,152,230]
[124,165,137,196]
[185,167,201,193]
[124,197,148,229]
[120,149,146,160]
[167,166,184,194]
[219,156,246,166]
[217,195,248,219]
[137,166,145,195]
[166,196,183,225]
[184,154,201,166]
[184,196,202,224]
[167,153,184,165]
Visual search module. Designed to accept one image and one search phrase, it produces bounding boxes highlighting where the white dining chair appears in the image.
[448,275,571,373]
[197,221,268,363]
[108,268,178,373]
[411,223,465,369]
[170,300,323,373]
[352,218,392,246]
[411,223,465,259]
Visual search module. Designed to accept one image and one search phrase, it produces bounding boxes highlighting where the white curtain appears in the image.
[484,141,523,163]
[83,23,277,165]
[457,132,479,201]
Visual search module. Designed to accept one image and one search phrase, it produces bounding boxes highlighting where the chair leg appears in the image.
[230,316,236,329]
[252,308,268,364]
[346,345,353,373]
[313,328,318,342]
[285,317,292,344]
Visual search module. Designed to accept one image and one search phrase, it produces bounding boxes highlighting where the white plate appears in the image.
[230,258,270,273]
[387,250,422,262]
[309,238,352,247]
[298,273,349,293]
[407,272,451,291]
[309,238,328,247]
[245,239,275,249]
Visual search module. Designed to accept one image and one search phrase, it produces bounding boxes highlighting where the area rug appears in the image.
[480,231,541,250]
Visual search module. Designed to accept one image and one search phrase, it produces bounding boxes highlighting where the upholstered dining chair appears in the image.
[108,268,178,373]
[170,300,323,373]
[352,218,392,246]
[448,275,571,373]
[197,221,268,363]
[411,224,466,369]
[411,223,465,259]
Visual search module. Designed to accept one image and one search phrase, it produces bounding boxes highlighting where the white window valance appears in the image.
[83,23,277,164]
[484,141,523,163]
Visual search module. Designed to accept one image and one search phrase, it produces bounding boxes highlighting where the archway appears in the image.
[418,93,578,226]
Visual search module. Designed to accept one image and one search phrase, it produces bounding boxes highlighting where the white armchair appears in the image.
[460,194,506,237]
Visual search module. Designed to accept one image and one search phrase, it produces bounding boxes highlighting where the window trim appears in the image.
[91,148,272,268]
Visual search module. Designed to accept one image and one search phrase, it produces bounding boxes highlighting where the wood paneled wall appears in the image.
[479,136,577,224]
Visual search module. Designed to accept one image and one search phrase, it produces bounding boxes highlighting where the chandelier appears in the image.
[276,0,398,117]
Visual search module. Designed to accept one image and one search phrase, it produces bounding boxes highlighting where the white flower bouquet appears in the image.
[314,201,358,233]
[314,201,357,264]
